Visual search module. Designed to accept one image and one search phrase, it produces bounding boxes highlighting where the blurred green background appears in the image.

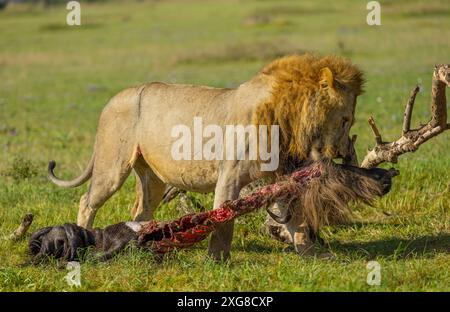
[0,0,449,291]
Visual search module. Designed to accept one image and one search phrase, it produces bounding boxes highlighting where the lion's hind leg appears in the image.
[77,139,135,229]
[131,156,166,221]
[76,86,147,229]
[78,162,132,229]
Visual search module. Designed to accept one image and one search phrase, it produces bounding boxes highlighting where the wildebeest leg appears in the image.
[9,213,34,241]
[93,241,130,262]
[131,157,166,221]
[283,210,316,255]
[265,202,293,244]
[265,201,325,248]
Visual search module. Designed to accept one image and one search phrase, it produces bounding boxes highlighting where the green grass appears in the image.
[0,0,449,291]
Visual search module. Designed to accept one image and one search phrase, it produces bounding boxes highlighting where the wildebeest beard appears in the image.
[27,161,398,263]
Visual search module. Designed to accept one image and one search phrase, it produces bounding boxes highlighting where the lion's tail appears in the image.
[48,153,94,188]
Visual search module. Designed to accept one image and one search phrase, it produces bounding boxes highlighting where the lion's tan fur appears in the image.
[49,53,366,258]
[253,54,364,163]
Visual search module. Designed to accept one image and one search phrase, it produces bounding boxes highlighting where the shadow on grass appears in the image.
[332,219,420,229]
[235,240,284,254]
[235,229,449,259]
[328,233,450,259]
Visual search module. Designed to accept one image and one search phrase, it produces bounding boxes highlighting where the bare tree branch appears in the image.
[402,85,420,134]
[431,64,449,127]
[361,64,449,169]
[368,116,383,146]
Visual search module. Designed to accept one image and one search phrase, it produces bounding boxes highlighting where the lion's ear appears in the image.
[319,67,334,90]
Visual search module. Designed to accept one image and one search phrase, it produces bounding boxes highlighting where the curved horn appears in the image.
[266,206,292,224]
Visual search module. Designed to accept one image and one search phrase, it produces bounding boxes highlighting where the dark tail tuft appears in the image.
[48,160,56,172]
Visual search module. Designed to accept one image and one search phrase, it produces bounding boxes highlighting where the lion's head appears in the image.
[253,54,364,167]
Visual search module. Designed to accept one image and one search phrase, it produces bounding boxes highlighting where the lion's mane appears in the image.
[252,54,365,165]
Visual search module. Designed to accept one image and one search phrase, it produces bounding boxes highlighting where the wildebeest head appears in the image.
[270,161,399,232]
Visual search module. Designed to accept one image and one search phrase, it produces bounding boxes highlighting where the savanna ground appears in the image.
[0,0,449,291]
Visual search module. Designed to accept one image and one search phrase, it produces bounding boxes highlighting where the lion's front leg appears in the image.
[208,162,248,262]
[208,185,239,262]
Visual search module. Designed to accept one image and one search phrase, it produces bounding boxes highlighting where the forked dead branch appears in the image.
[360,64,450,169]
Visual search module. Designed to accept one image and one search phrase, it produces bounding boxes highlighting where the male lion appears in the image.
[48,54,364,261]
